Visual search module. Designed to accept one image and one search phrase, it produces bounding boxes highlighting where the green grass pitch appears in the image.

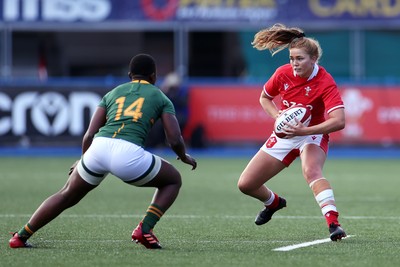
[1,156,400,267]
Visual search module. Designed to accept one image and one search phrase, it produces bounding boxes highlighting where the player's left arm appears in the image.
[162,112,197,170]
[285,108,345,136]
[296,107,345,136]
[301,81,345,135]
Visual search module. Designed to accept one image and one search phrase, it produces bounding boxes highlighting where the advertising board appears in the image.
[1,0,400,26]
[184,85,400,146]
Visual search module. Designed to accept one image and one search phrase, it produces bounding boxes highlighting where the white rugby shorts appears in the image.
[77,137,162,186]
[260,132,329,166]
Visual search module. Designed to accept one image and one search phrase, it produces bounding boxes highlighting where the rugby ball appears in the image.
[274,105,311,138]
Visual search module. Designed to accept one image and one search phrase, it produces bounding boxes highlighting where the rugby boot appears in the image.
[255,197,287,225]
[9,232,33,248]
[329,223,347,241]
[132,222,162,249]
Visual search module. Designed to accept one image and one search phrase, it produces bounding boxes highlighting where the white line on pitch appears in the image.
[273,235,354,252]
[1,214,400,220]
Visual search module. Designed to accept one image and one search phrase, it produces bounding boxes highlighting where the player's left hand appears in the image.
[282,118,307,138]
[177,154,197,170]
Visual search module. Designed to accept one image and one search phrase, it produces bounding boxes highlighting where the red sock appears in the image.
[267,193,280,209]
[325,211,340,226]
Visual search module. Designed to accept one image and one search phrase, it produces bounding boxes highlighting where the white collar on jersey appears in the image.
[293,63,319,81]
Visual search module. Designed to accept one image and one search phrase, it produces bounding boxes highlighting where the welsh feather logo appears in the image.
[304,86,311,96]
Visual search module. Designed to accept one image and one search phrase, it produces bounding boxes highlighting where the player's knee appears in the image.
[160,164,182,188]
[237,177,252,194]
[172,172,182,188]
[302,166,322,182]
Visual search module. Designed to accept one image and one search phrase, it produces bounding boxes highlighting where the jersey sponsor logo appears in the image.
[282,100,313,111]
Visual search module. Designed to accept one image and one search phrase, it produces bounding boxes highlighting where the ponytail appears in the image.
[252,23,321,62]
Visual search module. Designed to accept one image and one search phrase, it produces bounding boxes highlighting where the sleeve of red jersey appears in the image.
[322,84,345,114]
[262,71,280,99]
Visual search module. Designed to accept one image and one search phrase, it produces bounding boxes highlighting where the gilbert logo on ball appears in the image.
[274,105,311,138]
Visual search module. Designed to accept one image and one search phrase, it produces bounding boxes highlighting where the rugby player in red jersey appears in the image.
[237,24,346,241]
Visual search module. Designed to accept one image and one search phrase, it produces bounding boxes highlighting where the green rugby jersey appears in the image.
[95,80,175,147]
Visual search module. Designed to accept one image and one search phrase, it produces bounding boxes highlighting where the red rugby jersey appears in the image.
[263,64,344,126]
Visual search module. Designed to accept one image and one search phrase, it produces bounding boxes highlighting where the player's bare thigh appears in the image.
[238,150,286,190]
[140,159,181,188]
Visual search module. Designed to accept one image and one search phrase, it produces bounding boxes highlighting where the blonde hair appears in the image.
[252,23,322,62]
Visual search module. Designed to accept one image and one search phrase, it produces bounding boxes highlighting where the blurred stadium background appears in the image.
[1,0,400,157]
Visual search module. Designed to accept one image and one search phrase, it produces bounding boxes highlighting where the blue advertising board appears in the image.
[1,0,400,27]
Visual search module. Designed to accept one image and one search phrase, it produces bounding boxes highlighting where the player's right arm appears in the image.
[68,106,107,175]
[82,106,107,154]
[161,113,197,170]
[260,91,280,119]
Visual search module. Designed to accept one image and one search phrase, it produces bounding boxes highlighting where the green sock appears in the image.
[141,203,165,233]
[17,223,34,241]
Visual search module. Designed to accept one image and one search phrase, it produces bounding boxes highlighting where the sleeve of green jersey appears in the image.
[98,91,110,108]
[162,94,176,115]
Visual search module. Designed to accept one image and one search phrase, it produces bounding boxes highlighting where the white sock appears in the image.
[263,189,275,206]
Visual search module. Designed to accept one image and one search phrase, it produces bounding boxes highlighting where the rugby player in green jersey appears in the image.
[10,54,197,249]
